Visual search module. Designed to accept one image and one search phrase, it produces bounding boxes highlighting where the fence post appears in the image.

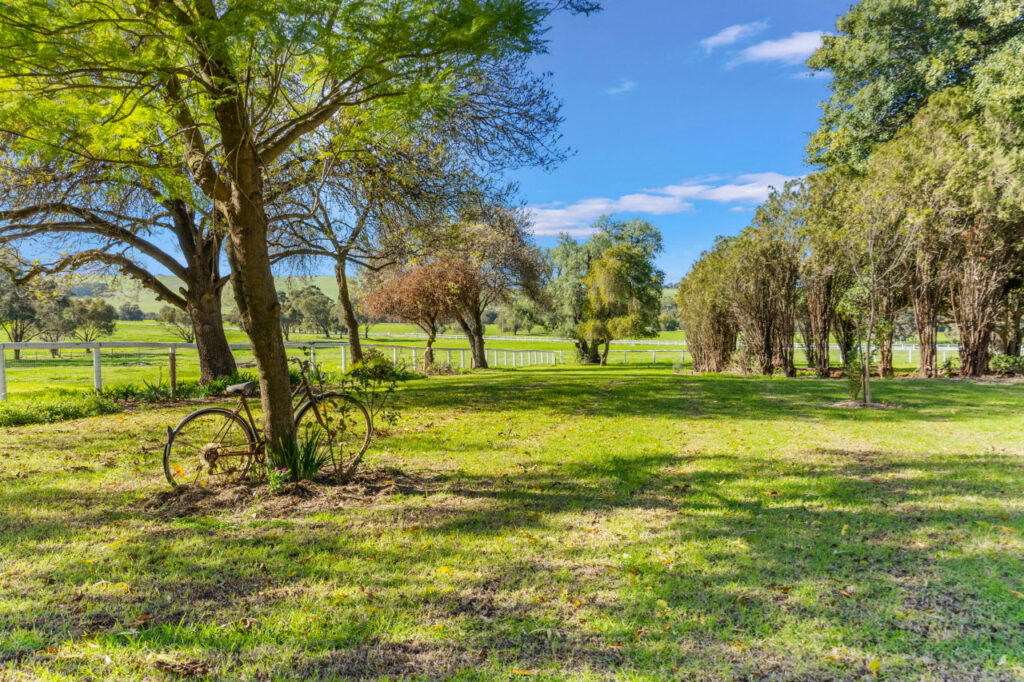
[559,350,564,365]
[413,349,418,371]
[653,350,657,365]
[310,344,317,369]
[341,346,347,374]
[169,347,177,400]
[0,344,6,402]
[93,344,102,393]
[908,347,912,364]
[393,347,398,364]
[461,350,465,368]
[503,350,508,366]
[447,349,452,366]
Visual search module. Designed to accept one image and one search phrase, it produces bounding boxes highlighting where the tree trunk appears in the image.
[457,316,488,368]
[335,263,363,363]
[879,331,894,378]
[223,212,293,447]
[599,339,610,366]
[912,289,940,378]
[424,335,435,367]
[807,277,833,377]
[188,287,236,381]
[834,312,857,367]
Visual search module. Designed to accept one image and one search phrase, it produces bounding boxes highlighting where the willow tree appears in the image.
[0,0,596,443]
[579,242,663,366]
[547,217,663,363]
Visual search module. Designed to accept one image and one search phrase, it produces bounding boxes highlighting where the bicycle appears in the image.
[162,359,372,487]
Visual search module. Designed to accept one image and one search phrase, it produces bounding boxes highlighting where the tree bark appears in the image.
[424,335,435,367]
[335,263,363,363]
[188,287,236,380]
[911,290,939,378]
[807,277,834,377]
[599,339,610,366]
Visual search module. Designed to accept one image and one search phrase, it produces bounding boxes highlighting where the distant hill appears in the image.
[88,275,341,314]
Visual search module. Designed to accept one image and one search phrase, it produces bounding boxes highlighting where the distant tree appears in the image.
[0,273,39,359]
[445,207,544,369]
[658,295,680,332]
[497,295,540,335]
[35,287,75,356]
[292,287,339,339]
[547,217,663,363]
[277,292,303,342]
[579,243,664,365]
[68,298,116,342]
[159,306,196,343]
[118,303,145,322]
[364,262,456,366]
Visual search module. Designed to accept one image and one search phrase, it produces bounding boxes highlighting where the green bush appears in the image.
[0,392,121,427]
[268,432,329,482]
[989,354,1024,375]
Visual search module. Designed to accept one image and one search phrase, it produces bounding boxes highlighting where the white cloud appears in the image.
[699,21,769,53]
[605,78,636,95]
[527,172,797,236]
[729,30,826,67]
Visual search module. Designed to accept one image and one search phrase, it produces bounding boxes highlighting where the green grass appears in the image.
[1,367,1022,680]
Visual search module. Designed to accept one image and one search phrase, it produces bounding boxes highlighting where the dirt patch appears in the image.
[142,467,436,519]
[291,640,487,680]
[827,400,899,410]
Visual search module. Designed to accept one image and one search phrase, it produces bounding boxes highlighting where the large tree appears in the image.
[0,161,237,380]
[547,217,663,363]
[580,242,663,366]
[0,0,596,444]
[808,0,1023,167]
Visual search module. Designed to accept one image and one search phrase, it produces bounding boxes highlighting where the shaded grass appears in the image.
[1,368,1022,680]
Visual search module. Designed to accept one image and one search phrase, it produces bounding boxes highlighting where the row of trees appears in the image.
[0,276,117,356]
[679,0,1024,396]
[0,0,599,444]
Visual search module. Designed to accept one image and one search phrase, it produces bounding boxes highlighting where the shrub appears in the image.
[0,392,121,427]
[989,354,1024,375]
[268,432,329,482]
[340,350,410,431]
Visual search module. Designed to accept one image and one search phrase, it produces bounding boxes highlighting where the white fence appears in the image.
[0,340,576,402]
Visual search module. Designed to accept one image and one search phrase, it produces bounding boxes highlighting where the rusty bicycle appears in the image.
[162,359,371,487]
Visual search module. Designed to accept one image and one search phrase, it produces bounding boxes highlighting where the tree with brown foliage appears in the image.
[364,262,456,367]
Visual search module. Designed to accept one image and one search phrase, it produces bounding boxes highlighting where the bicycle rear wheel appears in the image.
[164,407,257,487]
[294,393,372,475]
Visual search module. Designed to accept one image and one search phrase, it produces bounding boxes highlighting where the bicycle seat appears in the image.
[226,380,257,396]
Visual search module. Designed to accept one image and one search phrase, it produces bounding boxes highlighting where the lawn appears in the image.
[1,368,1022,680]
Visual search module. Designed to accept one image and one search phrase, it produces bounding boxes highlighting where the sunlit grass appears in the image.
[1,367,1022,679]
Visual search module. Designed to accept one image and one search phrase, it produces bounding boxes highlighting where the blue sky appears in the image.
[515,0,850,282]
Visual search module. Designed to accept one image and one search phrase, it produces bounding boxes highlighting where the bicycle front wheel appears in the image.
[295,393,372,473]
[164,407,257,487]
